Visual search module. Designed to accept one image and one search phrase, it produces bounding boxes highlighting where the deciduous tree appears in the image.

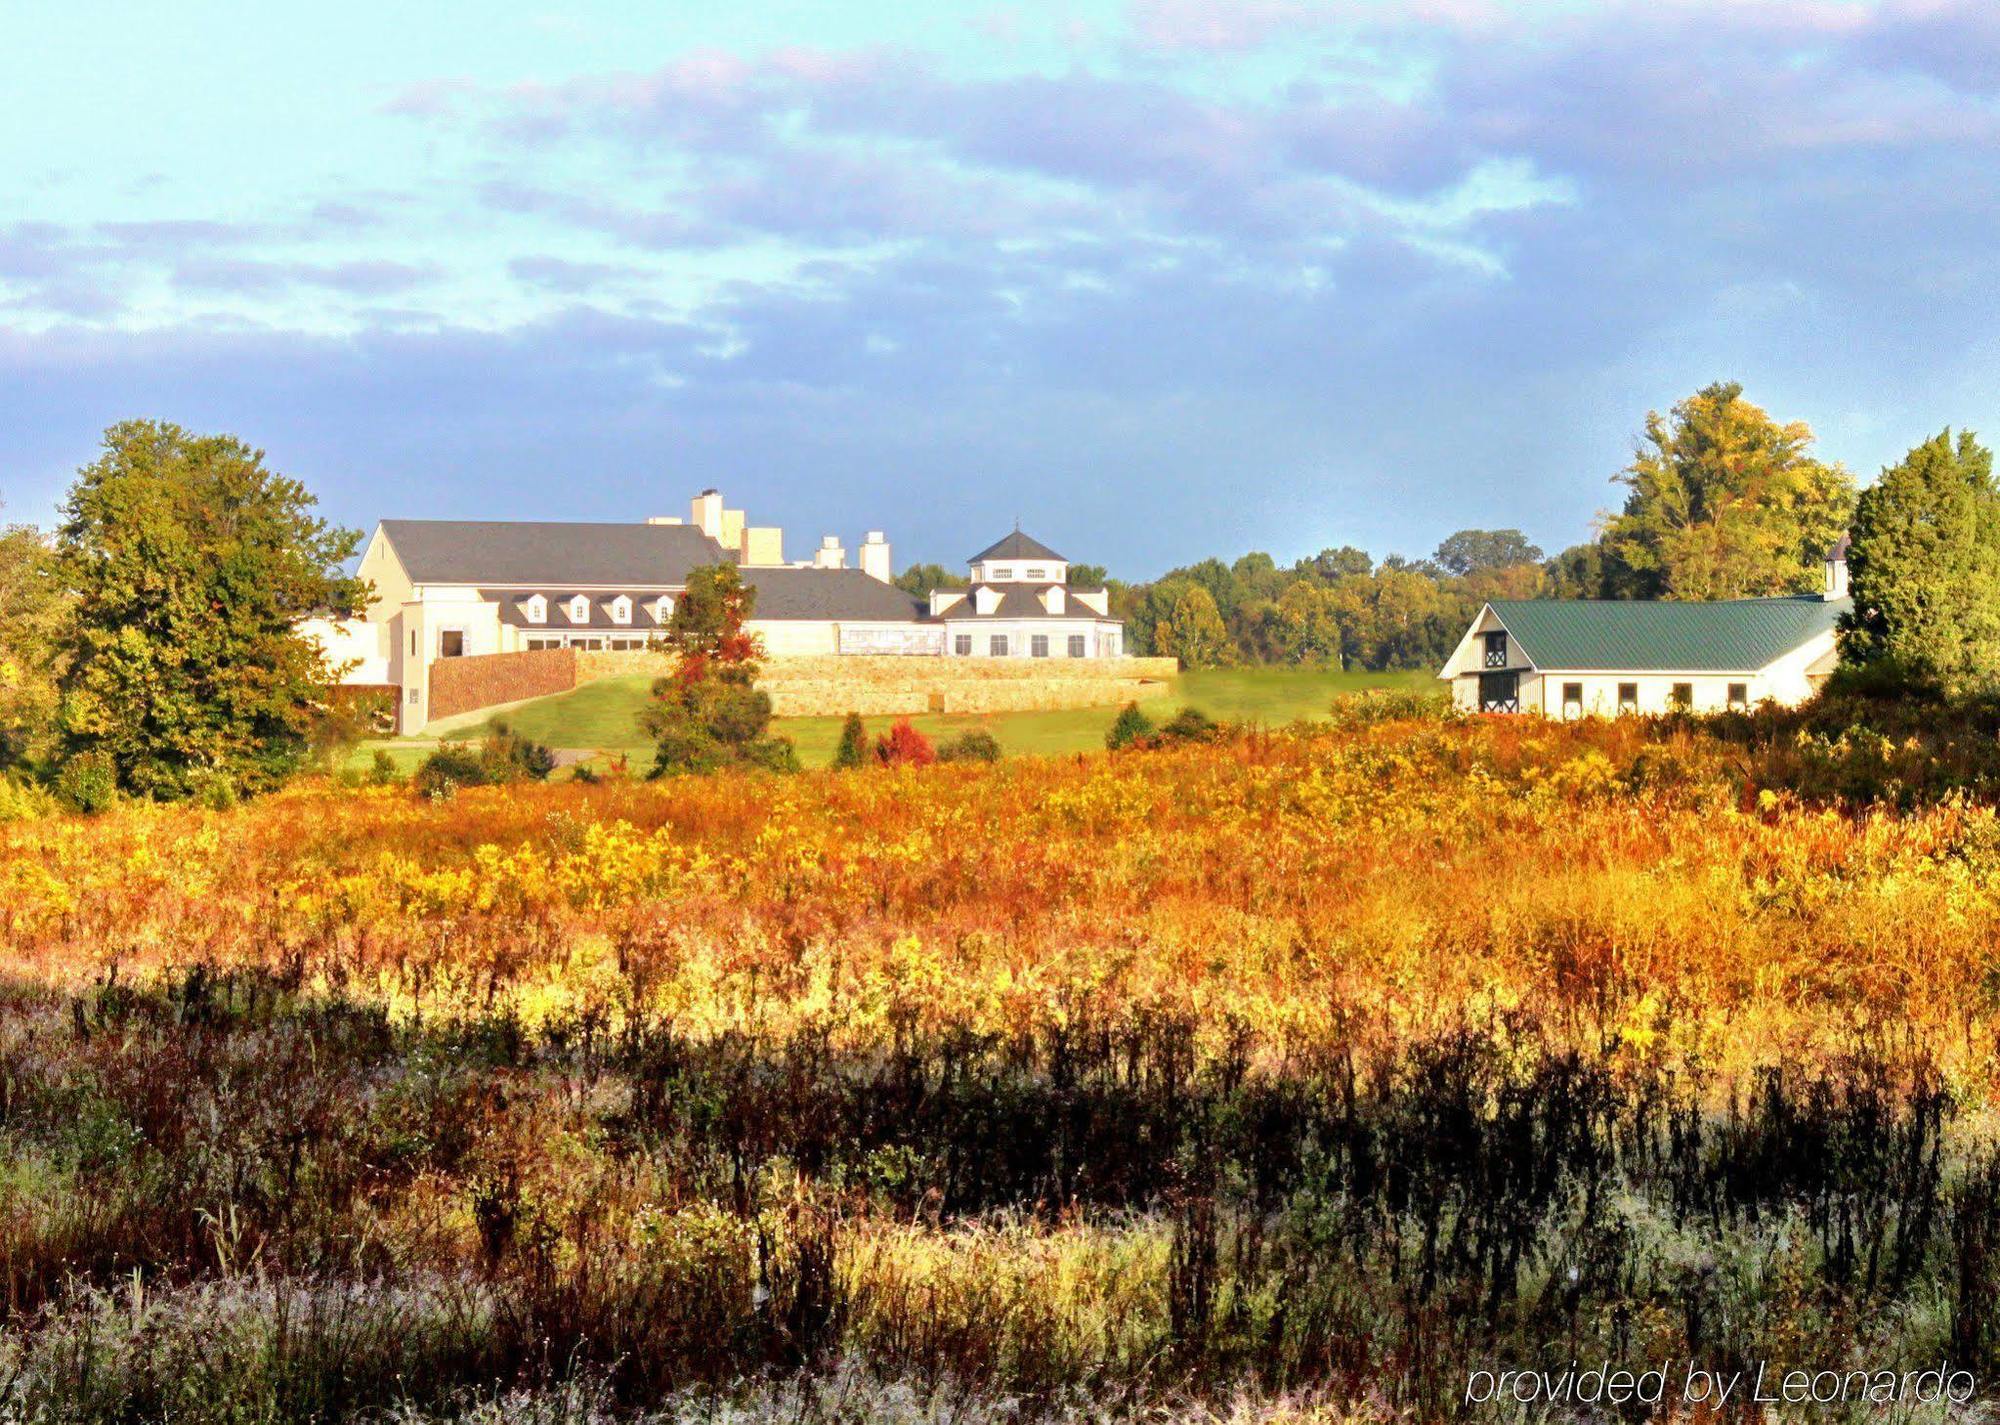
[1596,382,1854,600]
[54,420,363,801]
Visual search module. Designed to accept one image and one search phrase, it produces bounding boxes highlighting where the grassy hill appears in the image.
[391,665,1436,770]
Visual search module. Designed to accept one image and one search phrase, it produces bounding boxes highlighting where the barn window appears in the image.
[1617,683,1638,712]
[1483,631,1508,668]
[1728,682,1748,709]
[1670,682,1693,710]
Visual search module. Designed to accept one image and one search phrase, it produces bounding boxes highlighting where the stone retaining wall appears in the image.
[577,650,1176,718]
[429,648,578,722]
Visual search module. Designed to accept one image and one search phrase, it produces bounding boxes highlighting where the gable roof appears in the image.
[969,530,1065,563]
[740,567,926,621]
[380,520,730,586]
[939,585,1115,621]
[1486,596,1850,672]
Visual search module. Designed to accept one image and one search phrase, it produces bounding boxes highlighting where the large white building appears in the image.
[1437,540,1850,715]
[307,489,1126,730]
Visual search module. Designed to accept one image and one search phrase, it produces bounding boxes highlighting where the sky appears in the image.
[3,0,1999,579]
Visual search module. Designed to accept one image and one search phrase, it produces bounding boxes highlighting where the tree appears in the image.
[1106,701,1155,750]
[1154,583,1232,668]
[642,565,798,775]
[1596,382,1855,600]
[1841,429,2000,691]
[0,518,66,772]
[1544,542,1609,599]
[1433,529,1544,576]
[1274,581,1343,665]
[1066,563,1108,587]
[894,563,965,599]
[1304,546,1372,581]
[53,420,363,801]
[832,712,868,769]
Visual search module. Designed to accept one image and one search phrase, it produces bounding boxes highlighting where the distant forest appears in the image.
[923,381,1863,670]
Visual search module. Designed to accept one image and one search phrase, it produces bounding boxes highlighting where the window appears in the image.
[654,596,674,623]
[610,596,632,625]
[1670,682,1693,710]
[989,635,1010,656]
[439,630,464,658]
[409,630,417,656]
[1106,632,1120,656]
[527,637,560,651]
[1727,682,1749,709]
[1483,631,1508,668]
[1617,682,1638,712]
[954,634,972,656]
[576,637,604,651]
[567,595,589,623]
[1026,567,1046,581]
[1031,634,1049,657]
[611,637,643,650]
[1068,635,1087,657]
[1562,682,1583,717]
[407,688,419,705]
[524,595,547,624]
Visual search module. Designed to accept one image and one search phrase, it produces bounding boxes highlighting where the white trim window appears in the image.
[567,595,589,624]
[654,595,674,624]
[1068,634,1086,657]
[989,634,1010,656]
[610,595,632,625]
[523,594,547,624]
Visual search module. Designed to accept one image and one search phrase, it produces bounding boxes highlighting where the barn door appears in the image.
[1478,671,1520,713]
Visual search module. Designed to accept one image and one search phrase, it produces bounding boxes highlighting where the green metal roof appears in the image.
[1485,596,1849,672]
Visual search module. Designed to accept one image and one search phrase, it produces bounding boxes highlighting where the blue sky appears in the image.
[4,0,1999,578]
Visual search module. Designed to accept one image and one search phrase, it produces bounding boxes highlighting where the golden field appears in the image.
[1,711,1997,1422]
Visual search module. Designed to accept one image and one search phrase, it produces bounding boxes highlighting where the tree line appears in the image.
[4,385,1996,809]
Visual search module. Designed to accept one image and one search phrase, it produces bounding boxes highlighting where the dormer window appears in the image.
[610,595,632,625]
[654,595,674,624]
[523,595,547,625]
[567,595,589,624]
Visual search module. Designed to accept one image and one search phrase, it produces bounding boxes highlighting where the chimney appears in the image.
[1825,532,1851,599]
[720,507,746,552]
[646,516,685,525]
[860,530,892,583]
[691,489,724,540]
[813,535,846,570]
[741,526,784,566]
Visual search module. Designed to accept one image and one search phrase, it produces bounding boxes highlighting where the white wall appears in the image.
[941,620,1121,657]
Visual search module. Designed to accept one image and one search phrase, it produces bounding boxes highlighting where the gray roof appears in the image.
[486,591,670,630]
[937,586,1116,621]
[740,567,926,621]
[381,520,729,586]
[969,530,1066,564]
[1485,596,1850,672]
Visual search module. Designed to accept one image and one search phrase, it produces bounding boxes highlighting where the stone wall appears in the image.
[574,650,1177,718]
[428,648,577,722]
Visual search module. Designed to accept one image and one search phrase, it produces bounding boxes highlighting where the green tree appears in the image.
[1596,382,1855,600]
[0,518,67,772]
[1154,583,1232,669]
[894,563,965,599]
[642,565,797,776]
[1304,546,1372,581]
[53,420,363,801]
[1841,429,2000,691]
[1065,563,1108,587]
[1274,581,1343,664]
[1544,541,1609,599]
[832,712,868,769]
[1433,529,1544,576]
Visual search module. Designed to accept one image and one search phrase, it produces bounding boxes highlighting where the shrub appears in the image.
[481,722,558,782]
[832,713,869,770]
[1326,687,1454,728]
[1156,707,1220,744]
[874,720,936,767]
[0,774,59,823]
[1106,702,1155,750]
[53,750,118,814]
[369,750,404,786]
[937,730,1002,764]
[413,745,486,801]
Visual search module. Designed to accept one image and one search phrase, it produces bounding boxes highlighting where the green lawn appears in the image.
[355,665,1435,772]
